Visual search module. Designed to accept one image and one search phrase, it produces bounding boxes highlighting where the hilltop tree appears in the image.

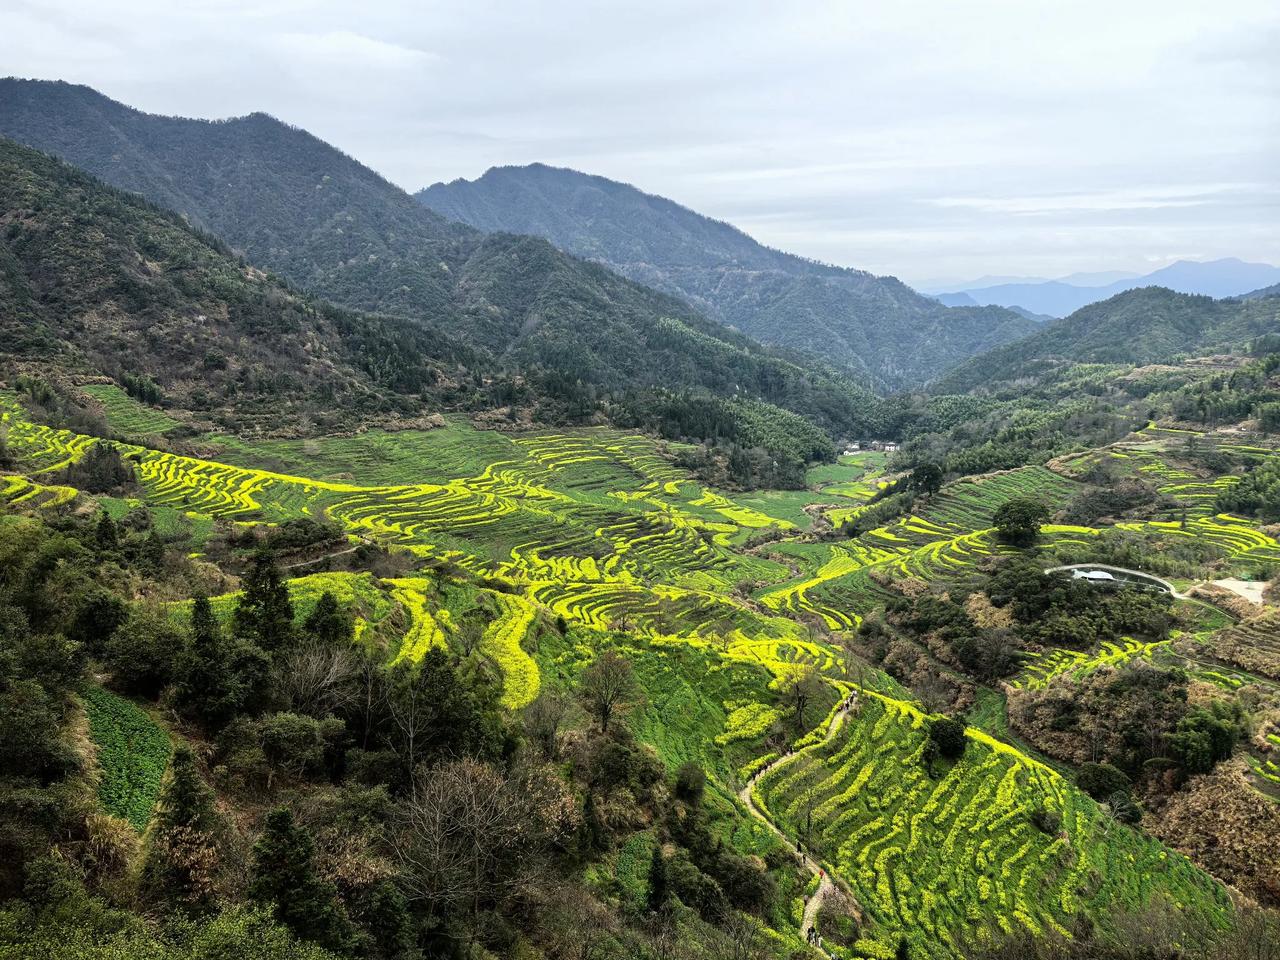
[910,462,944,497]
[234,549,295,654]
[579,650,638,734]
[993,497,1051,547]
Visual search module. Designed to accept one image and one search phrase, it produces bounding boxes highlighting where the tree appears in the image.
[674,762,706,806]
[234,549,295,654]
[647,843,669,913]
[63,443,133,493]
[141,746,222,911]
[250,808,354,953]
[104,602,183,698]
[1077,762,1130,801]
[277,641,358,718]
[910,462,943,497]
[781,666,824,734]
[925,717,967,766]
[992,497,1051,547]
[95,512,119,553]
[386,648,503,790]
[523,690,568,760]
[178,595,243,728]
[303,591,352,647]
[579,650,638,734]
[394,759,574,940]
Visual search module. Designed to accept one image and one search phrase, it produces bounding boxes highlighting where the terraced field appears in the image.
[1008,638,1170,691]
[755,692,1230,959]
[81,384,182,438]
[0,394,1258,952]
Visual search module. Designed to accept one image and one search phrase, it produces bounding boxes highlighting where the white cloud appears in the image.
[1,0,1277,285]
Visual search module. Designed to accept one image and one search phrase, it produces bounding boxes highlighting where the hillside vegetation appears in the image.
[933,287,1280,394]
[0,132,879,486]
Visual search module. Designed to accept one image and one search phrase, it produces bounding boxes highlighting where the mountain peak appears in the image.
[418,164,1035,388]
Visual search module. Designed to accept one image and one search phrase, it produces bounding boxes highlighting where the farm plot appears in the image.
[81,384,181,437]
[82,685,172,831]
[1201,609,1280,684]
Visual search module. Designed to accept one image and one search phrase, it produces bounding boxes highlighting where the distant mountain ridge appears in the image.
[418,163,1037,389]
[931,286,1280,394]
[0,80,887,481]
[934,258,1280,317]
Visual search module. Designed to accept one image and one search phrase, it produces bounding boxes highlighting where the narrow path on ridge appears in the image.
[737,688,861,956]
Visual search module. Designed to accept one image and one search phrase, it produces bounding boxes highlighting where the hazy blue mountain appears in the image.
[935,258,1280,318]
[418,163,1037,389]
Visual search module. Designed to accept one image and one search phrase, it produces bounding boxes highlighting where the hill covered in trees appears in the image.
[0,131,884,486]
[931,287,1280,394]
[418,163,1037,388]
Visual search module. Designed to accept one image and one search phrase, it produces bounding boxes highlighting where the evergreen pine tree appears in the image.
[234,549,295,654]
[646,842,669,913]
[304,590,351,647]
[250,808,354,953]
[95,512,119,552]
[179,595,242,728]
[141,746,221,912]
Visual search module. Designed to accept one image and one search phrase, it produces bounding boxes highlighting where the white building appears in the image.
[1072,569,1116,583]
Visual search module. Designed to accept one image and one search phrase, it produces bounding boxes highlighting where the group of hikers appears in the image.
[805,923,824,950]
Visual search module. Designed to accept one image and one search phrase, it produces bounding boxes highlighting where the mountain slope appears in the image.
[417,163,1037,388]
[932,286,1280,393]
[0,82,883,467]
[936,258,1280,318]
[0,137,477,435]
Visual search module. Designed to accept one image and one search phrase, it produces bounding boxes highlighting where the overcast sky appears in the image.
[3,0,1278,287]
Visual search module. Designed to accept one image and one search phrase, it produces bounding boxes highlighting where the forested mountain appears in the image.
[0,84,889,485]
[932,287,1280,394]
[934,258,1280,318]
[0,137,480,435]
[417,163,1037,388]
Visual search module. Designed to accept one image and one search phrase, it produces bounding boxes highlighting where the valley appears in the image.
[0,50,1277,960]
[2,361,1277,957]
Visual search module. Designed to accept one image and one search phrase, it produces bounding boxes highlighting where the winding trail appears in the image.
[737,690,860,955]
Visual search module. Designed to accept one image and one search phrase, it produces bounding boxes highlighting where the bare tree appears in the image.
[276,641,358,717]
[579,650,638,734]
[524,690,568,760]
[715,910,768,960]
[782,666,825,734]
[394,758,573,946]
[914,669,953,715]
[352,644,388,750]
[544,883,617,960]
